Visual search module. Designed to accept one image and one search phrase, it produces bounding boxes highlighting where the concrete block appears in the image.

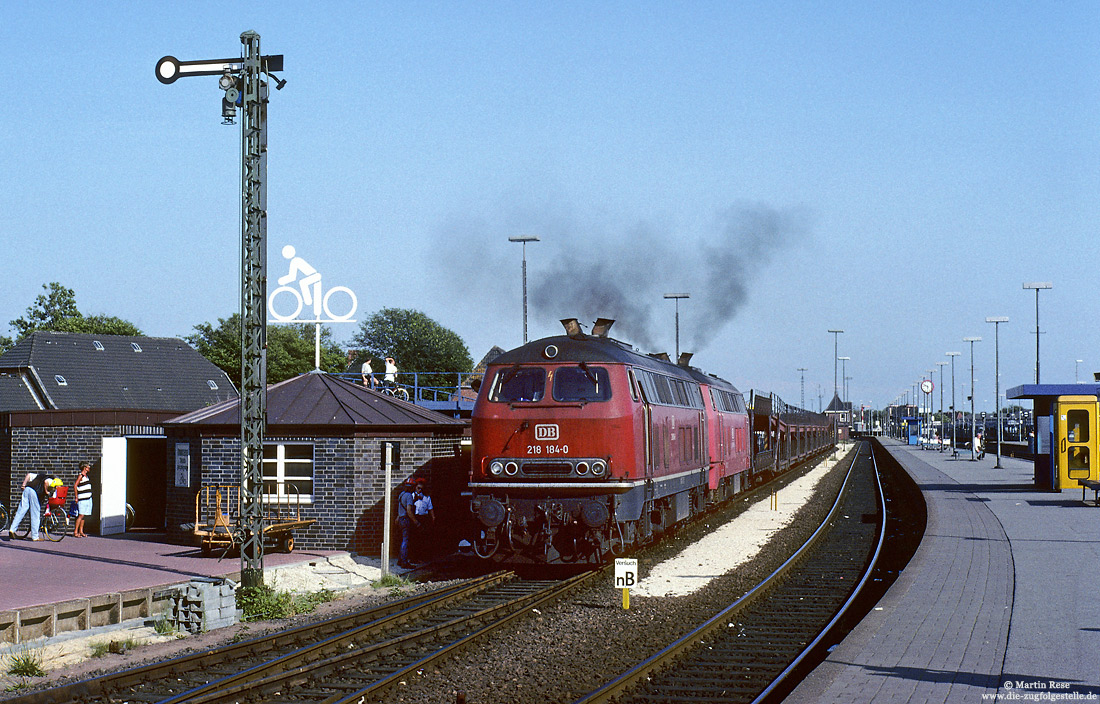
[54,599,90,634]
[121,588,152,621]
[89,593,121,628]
[15,604,54,642]
[0,610,18,644]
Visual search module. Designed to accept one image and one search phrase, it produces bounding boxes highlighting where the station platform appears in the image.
[0,531,339,643]
[787,437,1100,702]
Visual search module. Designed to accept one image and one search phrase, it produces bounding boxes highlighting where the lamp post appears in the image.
[937,361,948,451]
[947,352,960,455]
[828,330,843,399]
[986,317,1008,468]
[927,369,936,447]
[964,337,982,460]
[1023,282,1052,383]
[828,330,843,441]
[509,236,540,344]
[797,367,808,409]
[664,293,690,360]
[1077,359,1084,383]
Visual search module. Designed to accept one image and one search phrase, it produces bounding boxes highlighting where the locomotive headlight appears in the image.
[575,461,590,475]
[592,460,607,477]
[490,461,504,476]
[504,461,519,476]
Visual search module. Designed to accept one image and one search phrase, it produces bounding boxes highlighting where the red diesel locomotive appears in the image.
[468,318,833,564]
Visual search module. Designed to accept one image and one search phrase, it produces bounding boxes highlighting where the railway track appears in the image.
[574,440,884,704]
[7,568,603,704]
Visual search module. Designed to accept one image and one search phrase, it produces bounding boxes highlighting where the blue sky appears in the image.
[3,2,1098,413]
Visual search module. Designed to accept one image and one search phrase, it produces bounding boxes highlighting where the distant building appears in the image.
[824,393,852,441]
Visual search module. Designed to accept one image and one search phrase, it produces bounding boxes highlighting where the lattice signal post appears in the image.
[156,32,285,589]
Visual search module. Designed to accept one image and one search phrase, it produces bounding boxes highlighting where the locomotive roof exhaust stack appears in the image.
[561,318,585,339]
[652,352,671,362]
[678,352,693,367]
[591,318,615,338]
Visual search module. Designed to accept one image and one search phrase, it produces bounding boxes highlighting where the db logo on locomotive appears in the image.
[535,424,560,441]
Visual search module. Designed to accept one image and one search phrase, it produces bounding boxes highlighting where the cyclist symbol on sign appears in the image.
[269,245,358,323]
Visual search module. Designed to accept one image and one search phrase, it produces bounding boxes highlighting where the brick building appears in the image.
[0,332,236,533]
[163,371,467,555]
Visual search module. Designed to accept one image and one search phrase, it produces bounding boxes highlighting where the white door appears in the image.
[100,437,127,535]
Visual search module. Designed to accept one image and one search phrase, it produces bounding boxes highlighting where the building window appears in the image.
[93,341,104,351]
[55,375,67,386]
[207,380,219,390]
[131,342,143,352]
[262,442,314,502]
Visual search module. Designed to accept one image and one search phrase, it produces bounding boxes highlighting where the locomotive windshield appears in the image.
[553,365,612,402]
[488,366,546,402]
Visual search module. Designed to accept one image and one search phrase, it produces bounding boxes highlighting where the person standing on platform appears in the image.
[361,358,375,389]
[384,357,398,388]
[413,480,435,561]
[74,462,92,538]
[6,470,53,541]
[396,479,419,569]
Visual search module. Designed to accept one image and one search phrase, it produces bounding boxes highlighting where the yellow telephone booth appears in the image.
[1053,396,1098,490]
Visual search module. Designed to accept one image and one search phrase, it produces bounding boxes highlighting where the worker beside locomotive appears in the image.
[468,318,833,564]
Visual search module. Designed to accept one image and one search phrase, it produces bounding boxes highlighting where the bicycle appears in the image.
[14,486,69,542]
[380,382,410,402]
[0,503,8,533]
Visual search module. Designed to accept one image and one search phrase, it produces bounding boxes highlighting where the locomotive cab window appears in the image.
[489,367,546,403]
[553,365,611,402]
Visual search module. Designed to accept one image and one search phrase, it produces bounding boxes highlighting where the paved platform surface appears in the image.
[0,531,340,613]
[787,437,1100,703]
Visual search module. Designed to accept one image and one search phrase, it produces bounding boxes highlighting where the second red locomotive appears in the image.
[468,318,832,564]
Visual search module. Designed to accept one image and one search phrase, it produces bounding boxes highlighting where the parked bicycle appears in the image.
[0,503,8,533]
[14,485,69,541]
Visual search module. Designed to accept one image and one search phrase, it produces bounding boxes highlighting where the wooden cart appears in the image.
[193,484,314,556]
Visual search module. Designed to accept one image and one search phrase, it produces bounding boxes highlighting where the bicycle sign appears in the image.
[269,245,358,323]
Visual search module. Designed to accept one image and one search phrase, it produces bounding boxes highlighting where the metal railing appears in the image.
[334,371,478,416]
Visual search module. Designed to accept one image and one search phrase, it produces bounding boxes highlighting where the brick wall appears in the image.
[168,431,464,556]
[6,425,120,510]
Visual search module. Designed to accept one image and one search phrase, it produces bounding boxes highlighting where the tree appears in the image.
[6,282,142,348]
[187,314,346,388]
[10,282,81,337]
[350,308,473,389]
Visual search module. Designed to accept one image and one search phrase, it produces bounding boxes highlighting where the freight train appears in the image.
[467,318,834,564]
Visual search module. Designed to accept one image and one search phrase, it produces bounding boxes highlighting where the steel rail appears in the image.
[330,566,609,704]
[167,568,605,704]
[4,571,513,704]
[572,443,875,704]
[751,441,886,702]
[156,571,521,704]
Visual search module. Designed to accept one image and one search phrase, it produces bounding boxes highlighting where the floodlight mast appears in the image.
[156,32,285,590]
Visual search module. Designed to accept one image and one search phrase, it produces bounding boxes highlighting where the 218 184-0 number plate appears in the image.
[527,444,569,455]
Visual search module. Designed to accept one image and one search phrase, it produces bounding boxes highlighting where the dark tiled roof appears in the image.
[0,372,37,410]
[0,331,237,412]
[824,393,852,413]
[166,372,465,429]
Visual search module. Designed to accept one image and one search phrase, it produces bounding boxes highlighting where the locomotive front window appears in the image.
[553,365,612,402]
[489,367,546,402]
